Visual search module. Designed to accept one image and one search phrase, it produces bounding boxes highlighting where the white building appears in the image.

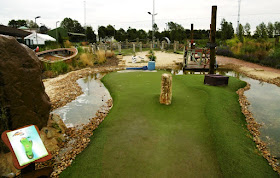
[24,33,56,45]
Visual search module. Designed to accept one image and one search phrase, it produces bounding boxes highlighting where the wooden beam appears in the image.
[209,6,217,74]
[191,24,194,49]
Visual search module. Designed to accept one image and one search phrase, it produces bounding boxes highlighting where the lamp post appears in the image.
[35,16,41,45]
[113,25,116,40]
[56,21,60,42]
[148,0,157,49]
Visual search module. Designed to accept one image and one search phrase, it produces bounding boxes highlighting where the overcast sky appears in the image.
[1,0,279,33]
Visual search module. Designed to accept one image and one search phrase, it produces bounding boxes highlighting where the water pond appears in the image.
[52,73,111,127]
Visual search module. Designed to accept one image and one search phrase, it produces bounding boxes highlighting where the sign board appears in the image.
[1,125,51,169]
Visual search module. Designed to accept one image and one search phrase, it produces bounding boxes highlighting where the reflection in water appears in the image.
[52,73,111,127]
[170,68,280,157]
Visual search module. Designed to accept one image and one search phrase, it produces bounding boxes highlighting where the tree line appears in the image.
[7,18,280,44]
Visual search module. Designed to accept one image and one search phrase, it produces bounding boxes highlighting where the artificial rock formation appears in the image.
[40,114,67,152]
[0,35,51,152]
[160,73,172,105]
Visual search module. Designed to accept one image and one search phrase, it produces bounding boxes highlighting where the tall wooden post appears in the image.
[209,6,217,74]
[191,24,194,49]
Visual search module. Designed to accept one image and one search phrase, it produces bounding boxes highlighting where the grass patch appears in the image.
[60,72,277,177]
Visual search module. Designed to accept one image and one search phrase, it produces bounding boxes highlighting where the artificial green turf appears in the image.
[60,71,278,178]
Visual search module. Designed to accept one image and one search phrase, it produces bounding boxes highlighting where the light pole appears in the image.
[148,0,157,49]
[56,21,60,42]
[113,25,116,40]
[35,16,41,45]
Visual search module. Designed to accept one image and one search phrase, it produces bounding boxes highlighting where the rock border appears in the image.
[237,83,280,174]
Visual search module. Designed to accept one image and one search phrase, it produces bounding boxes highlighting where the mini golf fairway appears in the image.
[60,71,278,177]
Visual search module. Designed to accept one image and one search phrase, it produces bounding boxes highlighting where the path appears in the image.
[217,56,280,80]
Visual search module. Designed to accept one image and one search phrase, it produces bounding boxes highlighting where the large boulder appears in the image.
[0,35,51,153]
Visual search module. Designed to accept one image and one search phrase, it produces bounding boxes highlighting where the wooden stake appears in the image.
[191,24,194,49]
[209,6,217,74]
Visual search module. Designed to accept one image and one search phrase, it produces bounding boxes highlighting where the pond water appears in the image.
[170,69,280,158]
[52,73,111,127]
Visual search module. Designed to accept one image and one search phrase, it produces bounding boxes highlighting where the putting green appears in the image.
[61,71,277,177]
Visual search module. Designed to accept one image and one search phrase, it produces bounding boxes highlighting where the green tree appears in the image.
[85,26,96,43]
[254,22,268,38]
[267,22,274,38]
[61,17,84,33]
[106,25,115,37]
[167,21,186,42]
[39,25,49,34]
[61,18,74,31]
[8,19,27,28]
[127,27,137,41]
[26,20,38,28]
[274,22,280,35]
[153,23,159,32]
[115,28,126,42]
[137,29,147,40]
[238,24,244,42]
[244,23,251,36]
[98,26,106,41]
[220,19,234,40]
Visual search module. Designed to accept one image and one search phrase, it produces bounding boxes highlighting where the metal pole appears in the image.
[35,18,37,45]
[56,21,59,42]
[35,16,41,45]
[237,0,241,35]
[209,6,217,74]
[152,0,155,48]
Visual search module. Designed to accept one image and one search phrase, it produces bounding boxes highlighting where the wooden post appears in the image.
[209,6,217,74]
[133,43,136,54]
[191,24,194,49]
[139,42,142,52]
[118,42,121,54]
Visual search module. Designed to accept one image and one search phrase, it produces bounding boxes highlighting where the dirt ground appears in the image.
[120,51,280,86]
[121,51,183,68]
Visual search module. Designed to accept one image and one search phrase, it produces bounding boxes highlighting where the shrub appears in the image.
[77,46,84,54]
[80,53,94,66]
[105,50,115,58]
[64,40,72,48]
[148,55,156,61]
[51,61,69,75]
[216,46,235,57]
[96,50,106,64]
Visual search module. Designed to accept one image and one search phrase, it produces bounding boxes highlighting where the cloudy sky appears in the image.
[0,0,279,33]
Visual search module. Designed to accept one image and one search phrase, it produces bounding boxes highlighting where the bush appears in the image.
[51,61,69,75]
[80,53,94,66]
[77,46,84,54]
[64,40,72,48]
[96,50,106,64]
[105,50,115,58]
[216,46,235,57]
